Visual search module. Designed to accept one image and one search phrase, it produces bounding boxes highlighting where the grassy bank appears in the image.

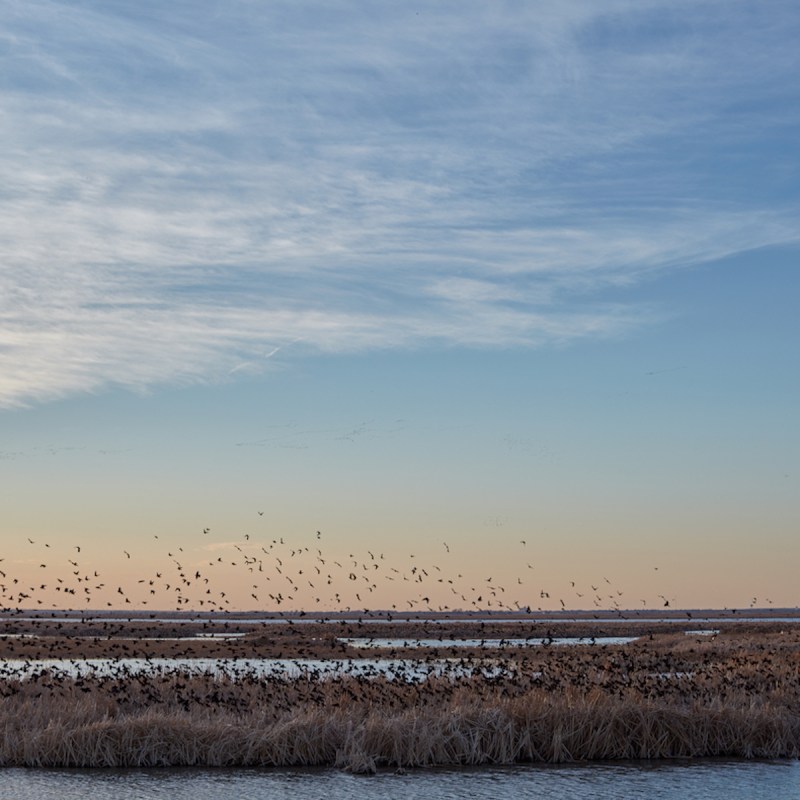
[2,638,799,770]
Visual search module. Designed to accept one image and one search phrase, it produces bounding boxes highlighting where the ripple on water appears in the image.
[1,761,799,800]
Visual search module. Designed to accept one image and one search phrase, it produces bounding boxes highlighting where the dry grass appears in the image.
[2,634,800,770]
[1,687,797,771]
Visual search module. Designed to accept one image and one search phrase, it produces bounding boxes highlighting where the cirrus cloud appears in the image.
[1,1,798,407]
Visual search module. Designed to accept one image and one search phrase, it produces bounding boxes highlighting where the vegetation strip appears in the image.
[2,625,799,771]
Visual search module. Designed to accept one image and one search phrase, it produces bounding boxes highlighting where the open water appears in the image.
[1,760,798,799]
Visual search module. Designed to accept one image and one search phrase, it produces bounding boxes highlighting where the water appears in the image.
[0,633,247,641]
[0,656,510,681]
[339,636,638,648]
[1,761,798,799]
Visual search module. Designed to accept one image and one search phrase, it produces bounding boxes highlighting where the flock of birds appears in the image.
[0,518,794,724]
[1,618,797,720]
[0,516,797,777]
[0,517,684,617]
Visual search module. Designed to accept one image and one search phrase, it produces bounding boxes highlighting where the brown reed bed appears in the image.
[1,634,799,770]
[1,682,797,770]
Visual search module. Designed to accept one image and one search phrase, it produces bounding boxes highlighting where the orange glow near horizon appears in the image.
[2,523,796,614]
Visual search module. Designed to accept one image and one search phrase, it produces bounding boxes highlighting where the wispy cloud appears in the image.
[1,1,798,407]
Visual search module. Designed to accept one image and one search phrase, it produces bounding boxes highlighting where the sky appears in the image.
[1,0,798,613]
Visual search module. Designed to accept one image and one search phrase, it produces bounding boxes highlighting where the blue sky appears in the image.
[1,1,798,611]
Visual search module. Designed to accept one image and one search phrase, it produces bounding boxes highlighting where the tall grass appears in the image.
[2,654,799,770]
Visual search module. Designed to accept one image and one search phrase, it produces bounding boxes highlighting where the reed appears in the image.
[2,655,799,769]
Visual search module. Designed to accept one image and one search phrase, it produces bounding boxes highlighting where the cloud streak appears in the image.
[1,1,799,407]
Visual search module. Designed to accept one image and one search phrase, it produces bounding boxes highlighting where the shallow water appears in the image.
[0,655,510,681]
[1,761,798,800]
[339,635,638,648]
[0,633,247,641]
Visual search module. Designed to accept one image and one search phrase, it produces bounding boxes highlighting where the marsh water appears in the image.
[2,761,799,799]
